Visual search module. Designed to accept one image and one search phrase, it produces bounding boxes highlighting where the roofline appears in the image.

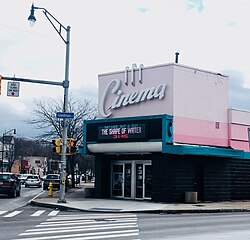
[98,63,228,78]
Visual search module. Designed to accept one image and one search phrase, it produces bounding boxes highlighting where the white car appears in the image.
[25,175,42,188]
[18,174,33,185]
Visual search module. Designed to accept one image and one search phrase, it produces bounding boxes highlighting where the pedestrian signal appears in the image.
[52,138,61,154]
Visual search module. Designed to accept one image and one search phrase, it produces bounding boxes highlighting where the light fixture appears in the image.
[28,4,36,27]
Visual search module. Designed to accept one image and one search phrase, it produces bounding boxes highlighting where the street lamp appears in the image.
[28,4,71,203]
[1,129,16,172]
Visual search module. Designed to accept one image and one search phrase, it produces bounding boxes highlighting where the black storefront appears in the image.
[83,114,250,203]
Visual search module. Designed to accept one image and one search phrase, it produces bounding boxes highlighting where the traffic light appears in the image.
[70,138,77,153]
[0,75,2,95]
[52,138,61,154]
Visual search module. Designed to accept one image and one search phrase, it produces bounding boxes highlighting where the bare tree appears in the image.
[27,95,97,141]
[26,95,97,187]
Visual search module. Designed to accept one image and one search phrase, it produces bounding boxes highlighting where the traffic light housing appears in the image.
[69,138,77,154]
[52,138,61,154]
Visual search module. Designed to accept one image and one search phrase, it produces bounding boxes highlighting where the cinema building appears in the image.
[83,61,250,203]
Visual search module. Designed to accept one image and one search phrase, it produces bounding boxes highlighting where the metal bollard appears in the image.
[48,181,53,197]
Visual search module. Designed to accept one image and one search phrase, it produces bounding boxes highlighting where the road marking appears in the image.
[31,210,46,217]
[48,213,137,221]
[0,210,60,218]
[14,213,140,240]
[4,210,22,218]
[38,218,137,227]
[48,210,60,216]
[0,211,7,215]
[25,222,138,233]
[17,229,139,240]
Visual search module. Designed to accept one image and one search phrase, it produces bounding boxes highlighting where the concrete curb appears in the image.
[28,199,250,214]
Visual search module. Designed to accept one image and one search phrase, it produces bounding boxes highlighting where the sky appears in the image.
[1,0,250,138]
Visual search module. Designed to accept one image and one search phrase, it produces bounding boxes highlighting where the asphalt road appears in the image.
[2,187,250,240]
[138,212,250,240]
[0,185,43,211]
[1,207,250,240]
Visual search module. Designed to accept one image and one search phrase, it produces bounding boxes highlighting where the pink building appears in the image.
[84,62,250,203]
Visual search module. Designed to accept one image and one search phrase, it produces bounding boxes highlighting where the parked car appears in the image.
[18,174,33,185]
[41,175,47,181]
[43,174,60,190]
[25,175,42,188]
[0,172,21,197]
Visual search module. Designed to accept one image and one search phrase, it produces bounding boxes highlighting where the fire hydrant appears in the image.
[48,181,53,197]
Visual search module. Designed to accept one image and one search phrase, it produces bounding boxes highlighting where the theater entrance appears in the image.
[111,160,152,200]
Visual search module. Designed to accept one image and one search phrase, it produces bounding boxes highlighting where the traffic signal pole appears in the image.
[1,74,69,203]
[1,4,71,204]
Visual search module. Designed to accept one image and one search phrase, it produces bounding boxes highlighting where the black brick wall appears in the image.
[151,154,232,203]
[203,157,231,202]
[231,159,250,200]
[95,152,250,203]
[151,153,196,203]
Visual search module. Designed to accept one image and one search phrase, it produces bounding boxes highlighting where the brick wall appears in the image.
[231,159,250,200]
[94,152,250,202]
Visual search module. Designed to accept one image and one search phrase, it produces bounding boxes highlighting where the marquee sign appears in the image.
[84,114,173,144]
[98,123,146,140]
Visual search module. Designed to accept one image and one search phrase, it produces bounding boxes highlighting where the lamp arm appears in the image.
[34,6,69,44]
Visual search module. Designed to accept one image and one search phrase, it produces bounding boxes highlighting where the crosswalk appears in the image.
[13,213,140,240]
[0,210,60,218]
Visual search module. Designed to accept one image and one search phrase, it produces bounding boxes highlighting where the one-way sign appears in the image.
[56,112,74,119]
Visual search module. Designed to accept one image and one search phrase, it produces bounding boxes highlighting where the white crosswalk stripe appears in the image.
[0,210,60,218]
[13,213,140,240]
[31,210,46,217]
[4,210,23,218]
[47,210,60,216]
[0,210,7,215]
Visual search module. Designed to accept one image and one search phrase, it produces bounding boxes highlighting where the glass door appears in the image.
[124,164,132,198]
[136,164,143,198]
[112,164,123,197]
[112,161,152,200]
[144,164,152,199]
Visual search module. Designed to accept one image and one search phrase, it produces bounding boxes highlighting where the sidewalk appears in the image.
[30,183,250,213]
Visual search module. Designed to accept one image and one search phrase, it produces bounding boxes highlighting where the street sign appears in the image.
[56,112,74,119]
[7,82,20,97]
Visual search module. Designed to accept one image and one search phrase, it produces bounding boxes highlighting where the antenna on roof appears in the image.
[175,52,179,63]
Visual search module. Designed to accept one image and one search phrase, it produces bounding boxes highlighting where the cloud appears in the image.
[224,70,250,111]
[186,0,204,13]
[137,7,150,13]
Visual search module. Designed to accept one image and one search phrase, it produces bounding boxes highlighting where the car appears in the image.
[0,172,21,197]
[18,174,33,185]
[41,175,47,181]
[25,175,42,188]
[43,174,60,190]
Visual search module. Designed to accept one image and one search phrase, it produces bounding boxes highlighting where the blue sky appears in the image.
[1,0,250,138]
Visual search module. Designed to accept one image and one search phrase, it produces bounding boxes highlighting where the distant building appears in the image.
[11,156,47,177]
